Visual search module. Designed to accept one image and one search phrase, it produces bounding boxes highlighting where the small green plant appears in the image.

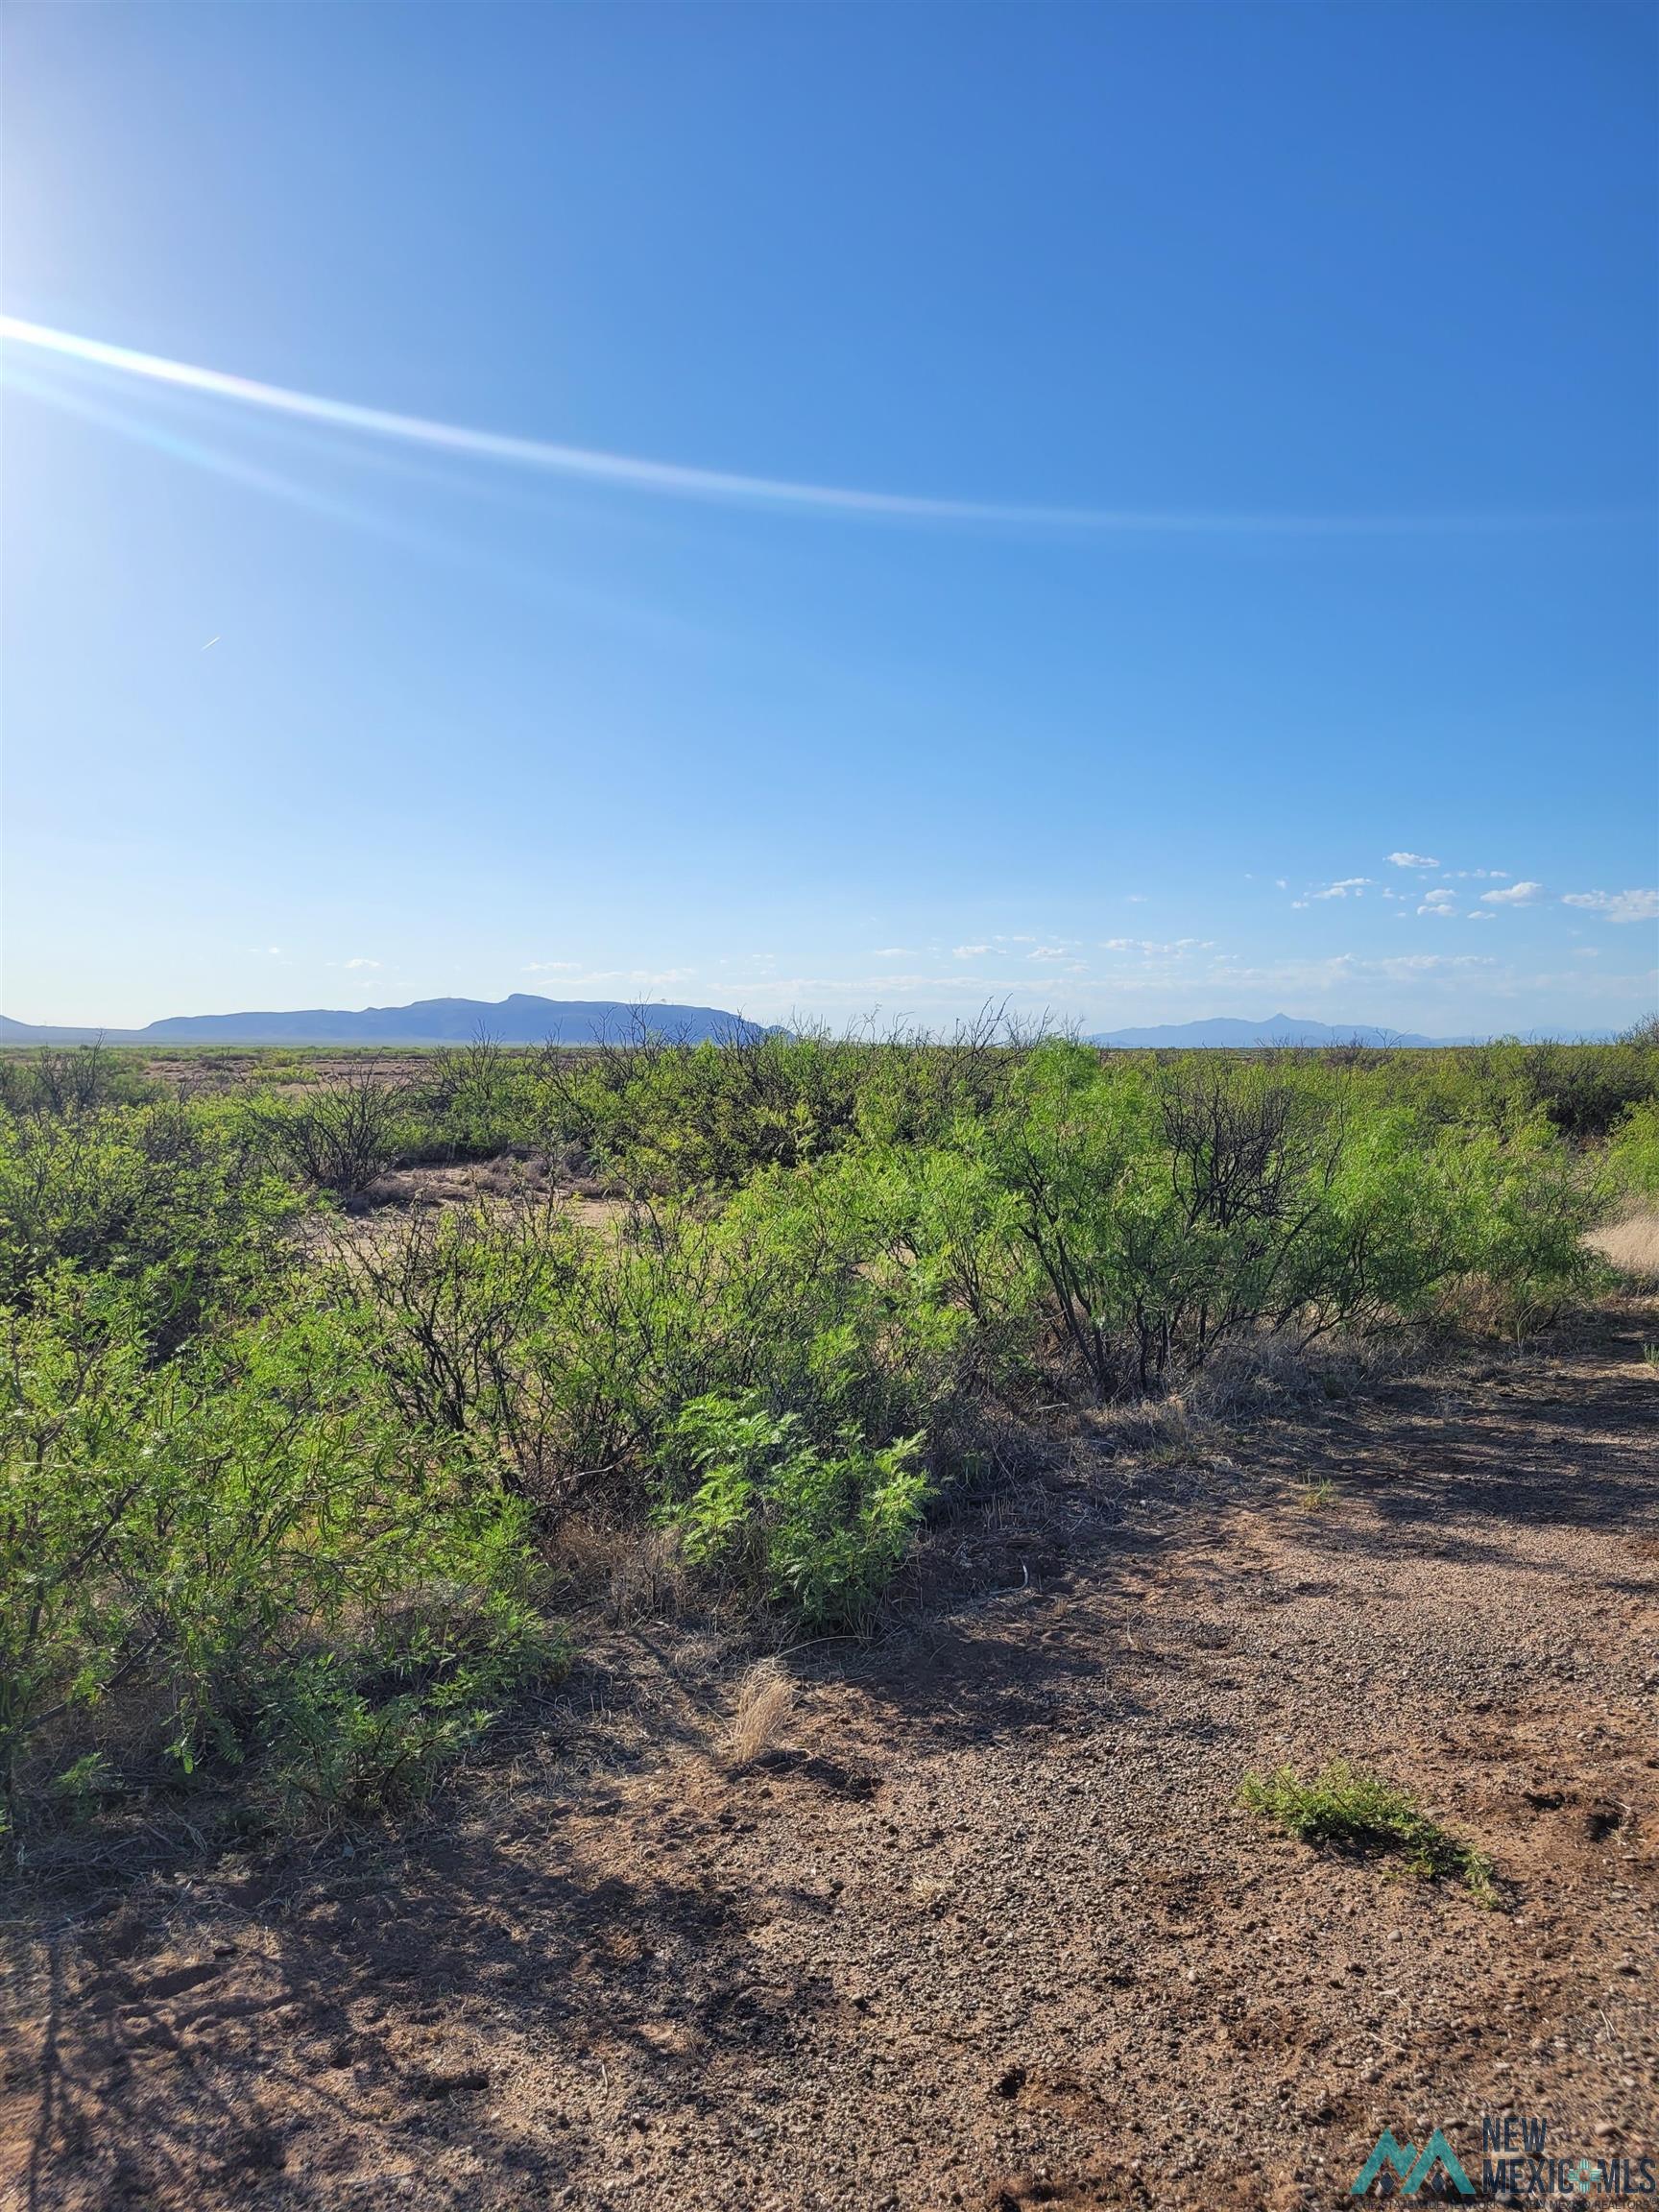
[274,1621,559,1822]
[657,1393,931,1633]
[1292,1478,1338,1511]
[1643,1344,1659,1370]
[49,1751,119,1820]
[1239,1760,1499,1906]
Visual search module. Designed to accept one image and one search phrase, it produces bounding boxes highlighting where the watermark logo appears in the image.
[1352,2128,1475,2198]
[1353,2118,1658,2199]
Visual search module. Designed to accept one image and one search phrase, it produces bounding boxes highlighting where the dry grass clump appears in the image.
[726,1660,797,1768]
[603,1529,693,1626]
[1084,1332,1416,1463]
[541,1515,694,1627]
[1588,1213,1659,1286]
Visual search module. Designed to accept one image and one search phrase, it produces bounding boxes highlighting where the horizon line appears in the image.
[1,993,1628,1049]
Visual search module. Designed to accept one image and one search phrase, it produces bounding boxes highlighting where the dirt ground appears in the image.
[4,1303,1656,2212]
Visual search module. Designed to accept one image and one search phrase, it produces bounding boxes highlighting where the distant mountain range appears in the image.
[1089,1013,1487,1048]
[0,995,766,1047]
[0,1000,1618,1052]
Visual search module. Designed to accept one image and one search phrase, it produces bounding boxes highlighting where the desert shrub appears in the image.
[325,1166,972,1602]
[531,1022,864,1189]
[0,1031,1633,1839]
[944,1046,1361,1393]
[252,1069,412,1201]
[0,1279,557,1834]
[1287,1098,1598,1340]
[847,1007,1039,1148]
[329,1197,590,1497]
[1442,1111,1603,1329]
[270,1556,556,1819]
[1384,1036,1658,1143]
[0,1100,299,1355]
[1511,1037,1659,1142]
[887,1045,1599,1398]
[524,1010,1042,1193]
[0,1044,158,1118]
[656,1393,929,1632]
[536,1170,971,1495]
[401,1036,550,1164]
[1607,1099,1659,1205]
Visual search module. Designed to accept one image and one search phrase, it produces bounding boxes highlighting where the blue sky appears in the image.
[3,3,1654,1037]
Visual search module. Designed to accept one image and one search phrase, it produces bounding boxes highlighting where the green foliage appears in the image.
[0,1100,299,1355]
[328,1197,589,1496]
[251,1069,413,1200]
[886,1043,1598,1395]
[0,1279,558,1828]
[517,1011,1034,1191]
[1293,1479,1338,1511]
[326,1170,975,1515]
[1239,1760,1499,1905]
[0,1028,1637,1840]
[0,1044,159,1118]
[1607,1098,1659,1205]
[1427,1036,1656,1142]
[657,1394,930,1631]
[272,1571,557,1819]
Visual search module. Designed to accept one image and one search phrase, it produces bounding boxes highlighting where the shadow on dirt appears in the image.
[7,1306,1656,2210]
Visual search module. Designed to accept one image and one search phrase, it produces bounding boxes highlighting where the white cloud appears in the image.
[1561,889,1659,925]
[563,967,697,989]
[1387,852,1440,870]
[1101,937,1214,956]
[521,963,697,989]
[1467,912,1496,924]
[1274,878,1287,890]
[1185,950,1499,995]
[1368,953,1498,977]
[1309,877,1373,900]
[709,940,1654,1034]
[1417,889,1458,918]
[1479,880,1548,907]
[1027,945,1079,962]
[342,956,382,971]
[1447,868,1509,880]
[952,944,991,960]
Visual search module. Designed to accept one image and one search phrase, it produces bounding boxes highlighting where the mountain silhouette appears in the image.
[1090,1012,1479,1048]
[0,995,767,1047]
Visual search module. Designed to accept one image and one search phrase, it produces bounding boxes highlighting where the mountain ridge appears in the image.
[0,994,767,1047]
[1089,1012,1487,1048]
[0,1000,1616,1050]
